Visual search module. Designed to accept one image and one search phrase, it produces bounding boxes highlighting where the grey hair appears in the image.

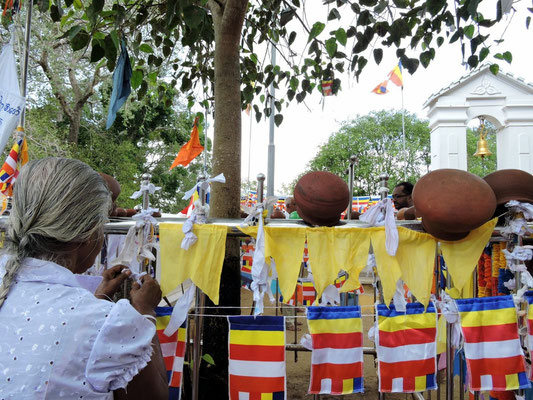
[0,157,112,307]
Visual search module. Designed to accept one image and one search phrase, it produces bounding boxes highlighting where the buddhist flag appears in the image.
[388,61,403,87]
[169,116,204,169]
[0,130,28,196]
[524,292,533,380]
[228,316,286,400]
[321,80,333,96]
[372,80,388,95]
[376,302,437,393]
[301,280,316,305]
[307,306,364,395]
[156,306,187,400]
[455,296,529,391]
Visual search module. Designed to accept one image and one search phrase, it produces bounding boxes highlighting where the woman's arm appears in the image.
[114,332,168,400]
[114,274,168,400]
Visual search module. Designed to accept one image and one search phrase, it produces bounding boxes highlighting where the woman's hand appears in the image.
[130,274,162,316]
[94,265,131,300]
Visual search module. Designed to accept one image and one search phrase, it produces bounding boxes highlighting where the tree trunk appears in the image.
[195,2,247,399]
[68,109,81,145]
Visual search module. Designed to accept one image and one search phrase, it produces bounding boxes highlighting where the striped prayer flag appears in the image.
[156,307,187,400]
[456,296,529,391]
[301,280,316,305]
[307,306,364,395]
[0,134,28,196]
[376,302,437,393]
[372,80,388,95]
[388,61,403,87]
[524,292,533,380]
[228,316,286,400]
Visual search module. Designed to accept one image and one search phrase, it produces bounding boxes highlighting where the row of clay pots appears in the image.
[413,169,533,241]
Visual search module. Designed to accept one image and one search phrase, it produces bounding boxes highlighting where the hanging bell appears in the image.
[474,137,492,158]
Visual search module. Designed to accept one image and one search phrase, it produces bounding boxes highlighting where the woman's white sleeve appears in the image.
[85,299,156,392]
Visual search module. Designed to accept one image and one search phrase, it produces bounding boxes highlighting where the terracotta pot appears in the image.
[483,169,533,206]
[422,218,470,241]
[413,169,496,233]
[270,208,285,219]
[294,171,350,226]
[397,206,416,221]
[99,173,121,202]
[115,207,127,217]
[125,208,137,217]
[343,211,361,220]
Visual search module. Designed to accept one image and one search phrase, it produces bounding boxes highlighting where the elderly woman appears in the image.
[0,158,168,399]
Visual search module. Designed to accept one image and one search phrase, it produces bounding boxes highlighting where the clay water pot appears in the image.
[413,169,496,235]
[294,171,350,226]
[421,218,469,241]
[115,207,127,217]
[483,169,533,206]
[99,173,121,202]
[125,208,137,217]
[397,206,417,221]
[270,208,285,219]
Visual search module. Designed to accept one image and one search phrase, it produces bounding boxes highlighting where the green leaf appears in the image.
[139,43,154,53]
[288,31,297,46]
[50,5,62,22]
[308,21,325,42]
[38,0,49,13]
[490,63,499,75]
[90,41,105,62]
[71,30,90,51]
[181,77,192,92]
[335,28,347,46]
[325,37,337,58]
[110,31,120,52]
[494,52,503,60]
[373,48,383,64]
[502,51,512,63]
[72,0,82,10]
[202,354,215,366]
[131,69,143,89]
[138,80,148,100]
[437,36,444,47]
[289,77,298,91]
[467,55,479,68]
[274,114,283,127]
[464,24,475,39]
[183,5,206,28]
[327,8,341,21]
[479,47,489,61]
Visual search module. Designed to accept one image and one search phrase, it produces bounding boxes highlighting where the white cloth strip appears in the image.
[229,360,285,378]
[171,356,184,372]
[311,347,363,365]
[160,342,177,357]
[463,338,523,360]
[377,342,436,363]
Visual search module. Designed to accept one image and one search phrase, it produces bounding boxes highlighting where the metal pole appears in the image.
[247,106,253,183]
[203,110,208,176]
[266,45,276,198]
[446,264,454,400]
[191,287,206,400]
[257,173,265,204]
[141,173,152,210]
[347,155,356,220]
[19,0,33,128]
[401,86,407,181]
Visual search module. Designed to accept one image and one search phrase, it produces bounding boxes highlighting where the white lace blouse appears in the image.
[0,256,156,399]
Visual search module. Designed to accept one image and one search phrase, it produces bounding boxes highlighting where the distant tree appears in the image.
[308,110,431,195]
[467,121,497,177]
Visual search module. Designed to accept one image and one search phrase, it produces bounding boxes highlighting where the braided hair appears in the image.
[0,158,111,307]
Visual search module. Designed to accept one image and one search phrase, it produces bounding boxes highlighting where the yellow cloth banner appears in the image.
[306,227,371,301]
[264,226,307,302]
[439,218,497,293]
[159,223,227,304]
[371,227,437,307]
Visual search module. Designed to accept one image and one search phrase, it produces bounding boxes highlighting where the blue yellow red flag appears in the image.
[388,61,403,87]
[372,80,388,95]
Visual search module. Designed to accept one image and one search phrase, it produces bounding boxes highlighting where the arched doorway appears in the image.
[425,65,533,173]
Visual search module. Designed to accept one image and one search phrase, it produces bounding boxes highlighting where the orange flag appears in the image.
[169,116,204,170]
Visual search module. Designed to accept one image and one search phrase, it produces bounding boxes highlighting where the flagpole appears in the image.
[203,108,208,176]
[247,106,252,183]
[18,0,32,129]
[401,85,406,181]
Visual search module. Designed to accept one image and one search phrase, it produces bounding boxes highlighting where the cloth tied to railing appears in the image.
[392,279,407,312]
[182,173,225,200]
[164,279,196,337]
[130,182,161,199]
[241,197,278,316]
[359,198,398,256]
[111,207,159,271]
[506,200,533,220]
[435,291,462,348]
[181,200,209,250]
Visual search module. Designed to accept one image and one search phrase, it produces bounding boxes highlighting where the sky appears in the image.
[220,3,533,195]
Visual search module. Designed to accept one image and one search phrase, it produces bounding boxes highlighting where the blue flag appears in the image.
[106,41,132,129]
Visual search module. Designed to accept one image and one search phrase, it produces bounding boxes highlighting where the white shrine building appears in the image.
[424,65,533,173]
